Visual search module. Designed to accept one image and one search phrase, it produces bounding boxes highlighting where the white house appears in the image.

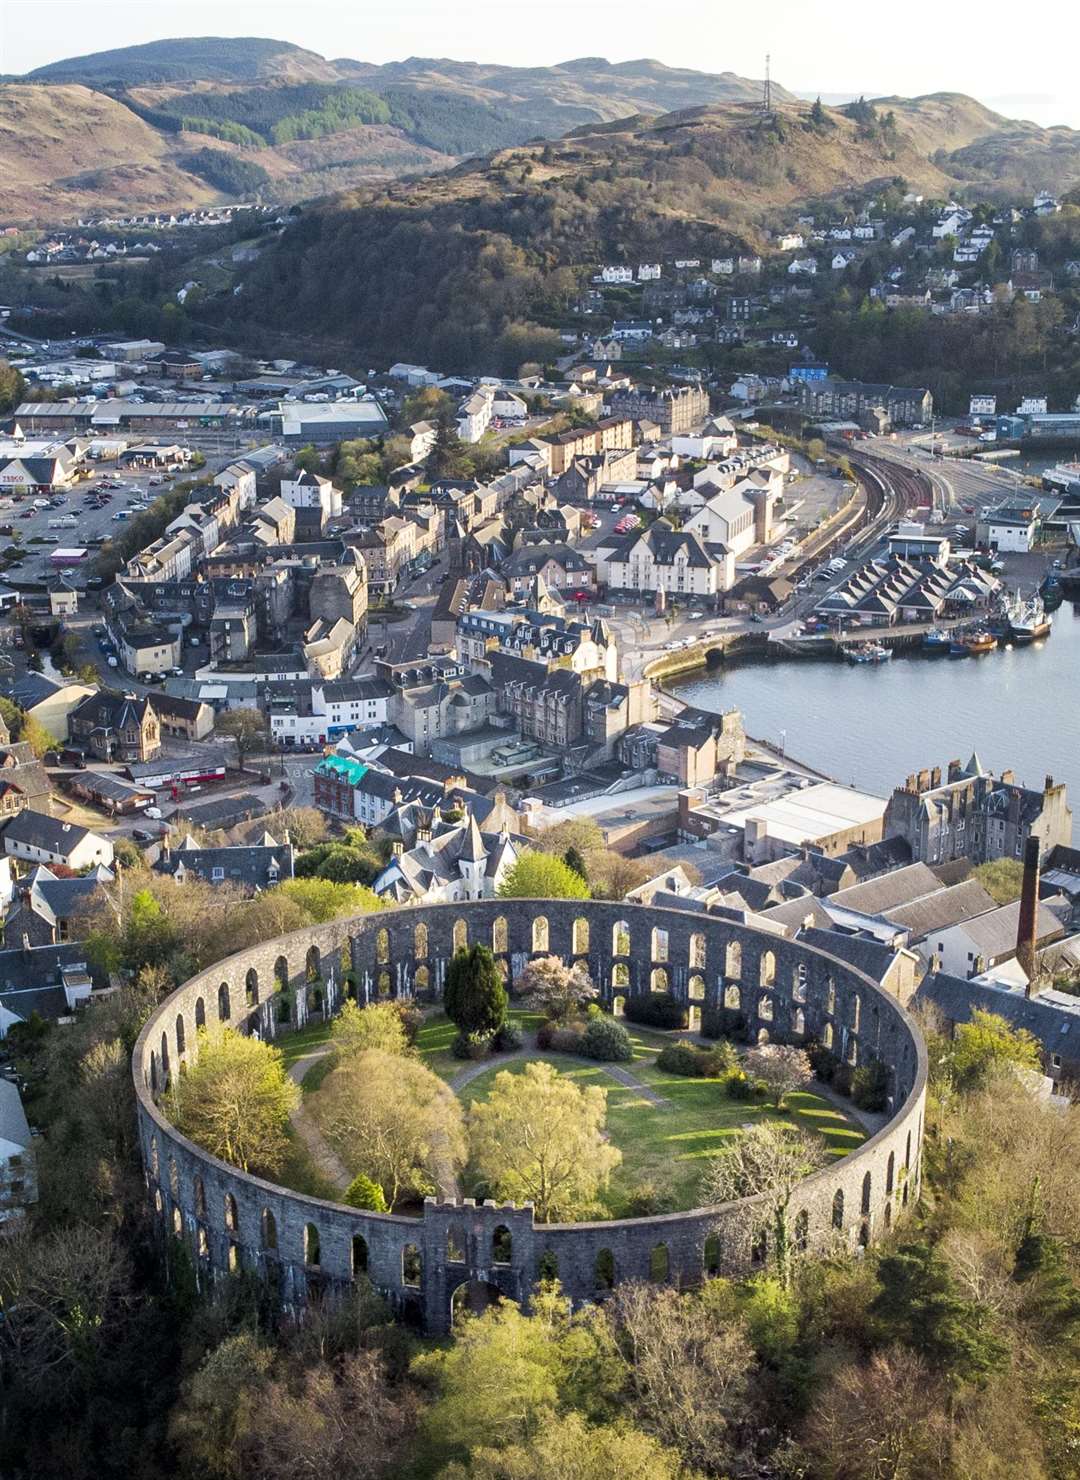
[638,263,662,281]
[457,388,494,443]
[598,521,733,600]
[372,814,518,904]
[281,471,343,519]
[711,258,735,275]
[832,251,856,271]
[788,257,817,276]
[0,1080,36,1224]
[600,265,634,284]
[737,255,762,274]
[929,897,1067,981]
[892,226,916,249]
[214,460,258,509]
[0,813,114,871]
[683,476,778,558]
[933,209,971,239]
[777,233,805,251]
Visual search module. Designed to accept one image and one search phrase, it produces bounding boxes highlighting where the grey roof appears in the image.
[0,1079,31,1152]
[945,896,1070,960]
[884,879,998,938]
[6,673,64,709]
[0,942,103,1025]
[828,862,944,915]
[796,926,904,983]
[1,811,101,859]
[154,839,294,890]
[9,864,113,928]
[918,970,1080,1059]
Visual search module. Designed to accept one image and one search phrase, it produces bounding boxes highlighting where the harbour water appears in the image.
[674,598,1080,804]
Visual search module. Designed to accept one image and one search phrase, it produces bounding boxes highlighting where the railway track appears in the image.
[843,449,936,559]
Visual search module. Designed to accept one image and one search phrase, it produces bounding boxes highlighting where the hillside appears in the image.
[226,101,959,372]
[26,36,340,85]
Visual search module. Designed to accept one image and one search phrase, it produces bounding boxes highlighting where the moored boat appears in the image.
[847,642,891,664]
[923,628,950,652]
[963,629,996,654]
[1011,594,1052,643]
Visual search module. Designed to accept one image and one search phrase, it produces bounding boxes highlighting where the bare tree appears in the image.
[606,1282,754,1475]
[700,1121,827,1285]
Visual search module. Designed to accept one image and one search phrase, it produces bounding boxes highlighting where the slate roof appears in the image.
[827,862,944,915]
[0,1078,31,1152]
[1,812,103,859]
[154,836,294,890]
[884,879,998,938]
[918,970,1080,1060]
[795,926,905,983]
[8,864,113,929]
[606,522,715,569]
[945,896,1070,960]
[0,943,103,1026]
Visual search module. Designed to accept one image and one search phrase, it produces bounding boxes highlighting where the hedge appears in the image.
[624,993,688,1030]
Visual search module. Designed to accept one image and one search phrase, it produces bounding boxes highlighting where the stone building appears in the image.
[309,555,368,638]
[67,691,161,763]
[884,755,1072,866]
[609,384,710,435]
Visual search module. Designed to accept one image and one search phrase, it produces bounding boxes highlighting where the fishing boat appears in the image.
[1011,594,1052,643]
[963,629,996,654]
[922,628,950,653]
[949,638,970,657]
[1040,575,1063,612]
[847,642,891,664]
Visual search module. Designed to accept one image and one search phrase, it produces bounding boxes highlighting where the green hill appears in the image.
[27,36,339,85]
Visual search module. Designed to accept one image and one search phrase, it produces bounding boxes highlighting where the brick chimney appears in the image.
[1017,836,1041,995]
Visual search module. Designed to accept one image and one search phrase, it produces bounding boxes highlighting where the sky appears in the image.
[2,0,1079,129]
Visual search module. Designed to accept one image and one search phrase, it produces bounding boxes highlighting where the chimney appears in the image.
[1045,775,1055,793]
[947,758,963,782]
[930,766,941,789]
[1001,769,1015,785]
[1017,836,1041,995]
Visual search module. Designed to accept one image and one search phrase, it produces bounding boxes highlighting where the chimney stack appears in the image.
[1017,836,1041,995]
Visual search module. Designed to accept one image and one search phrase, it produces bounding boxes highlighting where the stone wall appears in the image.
[134,899,927,1334]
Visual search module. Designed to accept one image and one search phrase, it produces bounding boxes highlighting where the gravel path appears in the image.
[287,1048,351,1193]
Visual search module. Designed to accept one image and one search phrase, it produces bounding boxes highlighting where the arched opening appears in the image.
[794,1209,809,1253]
[193,1175,206,1221]
[261,1209,277,1250]
[822,1021,834,1049]
[792,1007,806,1037]
[690,932,706,970]
[751,1229,767,1265]
[651,927,669,963]
[453,919,468,954]
[175,1013,186,1057]
[595,1247,615,1290]
[305,945,321,982]
[160,1032,170,1088]
[886,1151,895,1195]
[538,1249,558,1281]
[492,1225,512,1265]
[172,1206,183,1237]
[532,916,549,954]
[195,996,206,1029]
[859,1220,870,1248]
[415,964,430,994]
[902,1181,909,1208]
[492,916,508,954]
[725,941,742,980]
[275,956,289,993]
[649,1244,670,1283]
[402,1243,422,1287]
[861,1171,872,1216]
[377,970,391,999]
[224,1193,238,1233]
[688,1004,702,1033]
[228,1243,240,1275]
[376,928,389,965]
[758,993,774,1022]
[826,977,836,1016]
[414,922,428,960]
[168,1156,179,1199]
[613,993,626,1017]
[832,1188,844,1231]
[794,962,808,1003]
[650,967,668,993]
[352,1234,368,1277]
[197,1227,209,1259]
[154,1188,163,1215]
[447,1228,465,1263]
[218,982,230,1022]
[245,968,259,1007]
[613,920,631,957]
[612,962,629,990]
[760,950,776,988]
[688,973,705,1001]
[905,1131,911,1173]
[852,992,861,1033]
[572,917,589,956]
[884,1201,892,1229]
[703,1234,721,1277]
[756,1028,771,1045]
[304,1223,321,1267]
[150,1136,159,1177]
[724,983,741,1011]
[451,1280,503,1324]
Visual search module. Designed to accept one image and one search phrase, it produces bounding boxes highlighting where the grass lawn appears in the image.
[415,1009,545,1081]
[455,1051,866,1219]
[277,1019,332,1070]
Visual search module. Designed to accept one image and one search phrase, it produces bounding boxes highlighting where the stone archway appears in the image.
[451,1279,508,1325]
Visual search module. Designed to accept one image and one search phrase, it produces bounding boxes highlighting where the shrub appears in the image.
[452,1030,493,1061]
[726,1070,755,1100]
[832,1061,854,1096]
[702,1005,746,1040]
[624,993,688,1030]
[623,1179,678,1217]
[535,1021,556,1051]
[700,1040,739,1076]
[493,1020,523,1053]
[657,1041,705,1077]
[807,1041,839,1083]
[586,1001,603,1020]
[393,999,425,1044]
[344,1173,388,1212]
[547,1025,586,1055]
[582,1018,634,1062]
[851,1058,889,1111]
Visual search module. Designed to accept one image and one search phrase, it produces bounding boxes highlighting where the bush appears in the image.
[581,1017,634,1062]
[493,1020,523,1053]
[807,1041,839,1083]
[702,1005,746,1040]
[726,1070,755,1100]
[393,999,425,1044]
[452,1030,493,1061]
[547,1025,586,1055]
[832,1061,854,1096]
[586,1001,603,1020]
[624,993,688,1030]
[657,1041,706,1077]
[344,1173,388,1212]
[535,1021,556,1051]
[700,1040,739,1076]
[851,1057,889,1111]
[623,1179,678,1216]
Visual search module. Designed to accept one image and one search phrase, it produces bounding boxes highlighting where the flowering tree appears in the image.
[515,955,597,1022]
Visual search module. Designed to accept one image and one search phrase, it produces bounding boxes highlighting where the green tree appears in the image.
[0,359,25,416]
[973,858,1025,905]
[872,1242,1009,1382]
[440,1412,683,1479]
[168,1027,299,1176]
[277,877,383,920]
[332,1000,408,1058]
[947,1009,1041,1093]
[563,845,588,881]
[444,944,507,1037]
[468,1061,621,1221]
[498,852,590,900]
[344,1173,388,1212]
